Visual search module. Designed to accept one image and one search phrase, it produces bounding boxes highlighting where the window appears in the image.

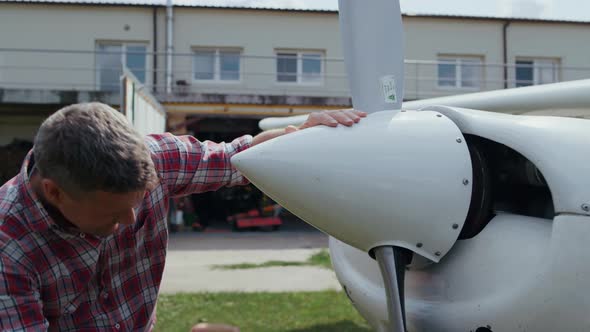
[437,56,483,89]
[193,48,241,82]
[515,58,560,87]
[276,51,324,84]
[96,43,147,91]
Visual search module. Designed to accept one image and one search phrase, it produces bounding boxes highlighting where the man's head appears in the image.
[33,102,158,236]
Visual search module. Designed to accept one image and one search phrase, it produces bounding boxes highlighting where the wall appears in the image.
[172,8,345,97]
[1,4,590,100]
[0,4,154,90]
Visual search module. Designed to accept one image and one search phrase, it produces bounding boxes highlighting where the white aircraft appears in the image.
[231,1,590,331]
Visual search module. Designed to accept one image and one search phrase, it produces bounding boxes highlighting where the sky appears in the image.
[208,0,590,22]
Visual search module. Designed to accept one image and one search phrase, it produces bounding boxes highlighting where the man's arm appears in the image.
[146,133,253,197]
[147,109,366,197]
[0,250,47,331]
[252,109,366,146]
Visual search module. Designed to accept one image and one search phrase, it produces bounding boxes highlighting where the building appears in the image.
[2,0,590,145]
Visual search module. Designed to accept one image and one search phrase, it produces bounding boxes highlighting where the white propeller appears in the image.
[338,0,405,114]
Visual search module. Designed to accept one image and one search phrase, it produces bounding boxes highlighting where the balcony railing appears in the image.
[2,48,590,101]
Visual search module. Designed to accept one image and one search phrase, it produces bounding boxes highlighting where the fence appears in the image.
[2,48,590,100]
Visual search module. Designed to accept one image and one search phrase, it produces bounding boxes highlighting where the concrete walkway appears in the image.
[160,232,342,294]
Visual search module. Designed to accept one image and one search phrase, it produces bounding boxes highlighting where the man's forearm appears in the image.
[250,109,367,147]
[251,128,287,147]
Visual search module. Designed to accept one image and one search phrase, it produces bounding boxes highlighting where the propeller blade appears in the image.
[338,0,405,113]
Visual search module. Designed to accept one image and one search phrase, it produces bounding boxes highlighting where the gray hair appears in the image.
[34,102,158,195]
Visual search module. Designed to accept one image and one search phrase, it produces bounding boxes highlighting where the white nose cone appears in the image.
[232,111,473,262]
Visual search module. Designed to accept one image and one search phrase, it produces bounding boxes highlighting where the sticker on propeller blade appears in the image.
[380,75,397,104]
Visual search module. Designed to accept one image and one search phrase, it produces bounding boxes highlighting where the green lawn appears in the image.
[155,291,371,332]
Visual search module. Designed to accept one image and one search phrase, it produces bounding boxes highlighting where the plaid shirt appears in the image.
[0,133,251,331]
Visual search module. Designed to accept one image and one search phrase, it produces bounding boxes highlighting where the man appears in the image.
[0,102,366,331]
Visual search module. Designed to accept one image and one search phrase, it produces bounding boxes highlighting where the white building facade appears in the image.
[1,1,590,143]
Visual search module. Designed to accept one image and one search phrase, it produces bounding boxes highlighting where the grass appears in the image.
[155,291,371,332]
[154,251,360,331]
[307,250,332,269]
[212,250,333,270]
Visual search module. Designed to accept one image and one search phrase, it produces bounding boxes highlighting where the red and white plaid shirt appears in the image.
[0,133,251,331]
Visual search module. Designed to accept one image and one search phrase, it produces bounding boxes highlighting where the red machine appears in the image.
[227,204,282,231]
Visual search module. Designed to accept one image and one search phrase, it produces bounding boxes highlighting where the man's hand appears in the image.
[285,109,367,133]
[252,109,367,146]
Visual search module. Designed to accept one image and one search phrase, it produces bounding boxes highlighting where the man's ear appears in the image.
[40,178,66,207]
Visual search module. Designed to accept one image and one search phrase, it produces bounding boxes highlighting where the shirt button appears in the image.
[79,233,86,238]
[115,323,120,329]
[102,292,109,299]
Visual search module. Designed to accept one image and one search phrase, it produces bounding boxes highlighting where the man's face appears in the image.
[58,189,146,237]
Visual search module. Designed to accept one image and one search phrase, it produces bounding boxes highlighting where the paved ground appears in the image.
[167,230,328,251]
[160,220,343,294]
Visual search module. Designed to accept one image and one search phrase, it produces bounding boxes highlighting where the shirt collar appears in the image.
[17,150,58,233]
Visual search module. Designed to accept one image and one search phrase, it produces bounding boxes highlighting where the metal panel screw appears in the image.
[463,179,470,185]
[456,138,462,143]
[416,243,423,248]
[435,251,441,257]
[452,223,459,229]
[582,204,590,212]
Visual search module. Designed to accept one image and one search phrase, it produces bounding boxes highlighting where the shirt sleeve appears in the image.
[0,241,48,331]
[145,133,253,197]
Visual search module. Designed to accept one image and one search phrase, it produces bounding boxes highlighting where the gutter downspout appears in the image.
[503,21,511,89]
[166,0,173,94]
[153,6,158,93]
